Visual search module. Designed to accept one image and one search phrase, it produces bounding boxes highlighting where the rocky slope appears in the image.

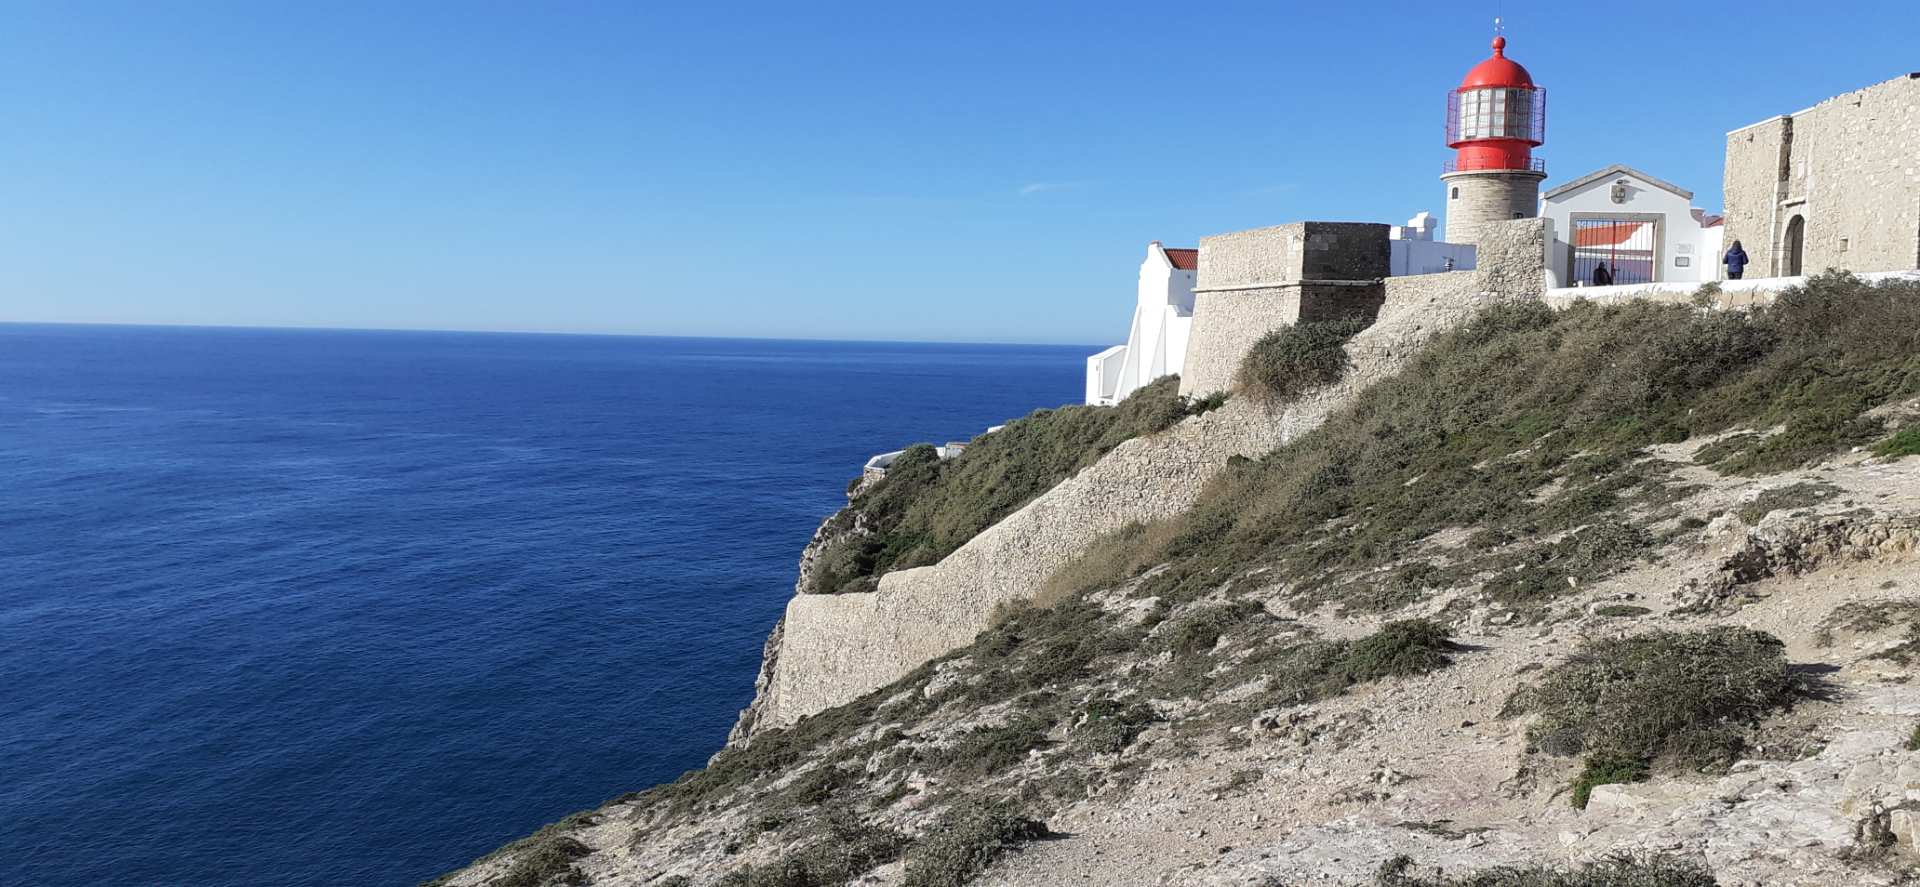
[432,274,1920,887]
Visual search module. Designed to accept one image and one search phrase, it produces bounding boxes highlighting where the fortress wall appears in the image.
[1724,74,1920,277]
[1178,283,1388,398]
[1178,223,1391,399]
[750,219,1550,730]
[1722,116,1789,274]
[1788,75,1920,273]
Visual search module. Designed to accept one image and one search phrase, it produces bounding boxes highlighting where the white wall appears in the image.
[1387,210,1476,276]
[1390,239,1477,275]
[1085,242,1198,405]
[1541,169,1719,288]
[1085,345,1125,404]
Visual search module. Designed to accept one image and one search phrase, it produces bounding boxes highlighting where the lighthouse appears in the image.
[1441,33,1546,247]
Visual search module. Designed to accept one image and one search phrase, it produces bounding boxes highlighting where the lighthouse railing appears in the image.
[1443,156,1547,174]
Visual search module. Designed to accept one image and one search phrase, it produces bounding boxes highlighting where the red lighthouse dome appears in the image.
[1446,35,1546,173]
[1460,36,1535,90]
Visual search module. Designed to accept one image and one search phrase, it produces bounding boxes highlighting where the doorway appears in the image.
[1784,215,1806,276]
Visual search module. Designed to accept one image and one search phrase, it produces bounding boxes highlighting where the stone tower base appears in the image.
[1443,169,1546,247]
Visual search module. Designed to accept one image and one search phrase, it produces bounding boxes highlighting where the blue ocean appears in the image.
[0,324,1087,887]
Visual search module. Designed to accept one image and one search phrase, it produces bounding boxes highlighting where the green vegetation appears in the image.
[1511,627,1798,804]
[1046,272,1920,620]
[808,376,1221,594]
[901,800,1048,887]
[1148,615,1455,716]
[443,274,1920,886]
[1235,318,1371,402]
[1592,605,1651,618]
[420,814,600,887]
[1375,852,1718,887]
[1907,724,1920,753]
[1339,619,1454,682]
[497,834,590,887]
[723,811,907,887]
[1735,481,1840,525]
[1874,425,1920,459]
[1569,753,1650,809]
[1816,599,1920,663]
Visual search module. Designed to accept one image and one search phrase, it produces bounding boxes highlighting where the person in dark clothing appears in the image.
[1592,263,1613,286]
[1724,240,1750,280]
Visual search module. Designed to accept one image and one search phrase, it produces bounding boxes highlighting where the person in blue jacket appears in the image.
[1724,240,1750,280]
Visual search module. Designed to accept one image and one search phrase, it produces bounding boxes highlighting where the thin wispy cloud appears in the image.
[1017,181,1089,196]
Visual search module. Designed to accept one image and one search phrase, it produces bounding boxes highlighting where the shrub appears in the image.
[1338,619,1453,682]
[1162,600,1267,656]
[742,810,907,887]
[902,800,1049,887]
[1592,605,1650,618]
[496,834,590,887]
[1515,627,1797,771]
[1816,599,1920,664]
[1875,425,1920,459]
[927,717,1051,776]
[1235,318,1371,402]
[1735,481,1839,525]
[1075,696,1159,753]
[1569,753,1650,809]
[1375,852,1718,887]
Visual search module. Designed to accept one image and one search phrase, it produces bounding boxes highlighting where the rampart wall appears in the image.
[1179,222,1390,398]
[740,219,1549,733]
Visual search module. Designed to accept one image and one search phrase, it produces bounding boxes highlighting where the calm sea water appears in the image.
[0,324,1087,887]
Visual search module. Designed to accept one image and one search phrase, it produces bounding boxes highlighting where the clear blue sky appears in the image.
[2,1,1915,344]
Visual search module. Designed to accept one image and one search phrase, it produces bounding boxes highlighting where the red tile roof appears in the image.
[1164,248,1198,270]
[1572,222,1648,247]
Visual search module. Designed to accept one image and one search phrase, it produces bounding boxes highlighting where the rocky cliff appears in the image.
[432,263,1920,887]
[733,221,1547,738]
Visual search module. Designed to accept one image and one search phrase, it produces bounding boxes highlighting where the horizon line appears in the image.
[0,318,1103,351]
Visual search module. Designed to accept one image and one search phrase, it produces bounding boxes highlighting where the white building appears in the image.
[1541,164,1724,288]
[1388,211,1478,275]
[1085,217,1481,405]
[1085,241,1197,405]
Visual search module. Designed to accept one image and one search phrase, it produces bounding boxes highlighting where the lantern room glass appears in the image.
[1451,87,1541,142]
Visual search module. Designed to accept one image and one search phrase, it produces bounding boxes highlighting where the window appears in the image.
[1451,187,1460,199]
[1456,88,1537,140]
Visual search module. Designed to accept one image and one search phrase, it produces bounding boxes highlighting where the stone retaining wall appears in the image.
[742,219,1550,733]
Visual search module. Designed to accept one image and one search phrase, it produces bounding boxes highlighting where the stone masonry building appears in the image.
[1722,72,1920,278]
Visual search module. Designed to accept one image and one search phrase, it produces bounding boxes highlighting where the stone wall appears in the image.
[1178,283,1386,399]
[741,219,1551,732]
[1195,222,1391,285]
[1723,73,1920,277]
[1721,116,1790,275]
[1178,222,1390,399]
[1540,270,1920,312]
[1442,170,1545,247]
